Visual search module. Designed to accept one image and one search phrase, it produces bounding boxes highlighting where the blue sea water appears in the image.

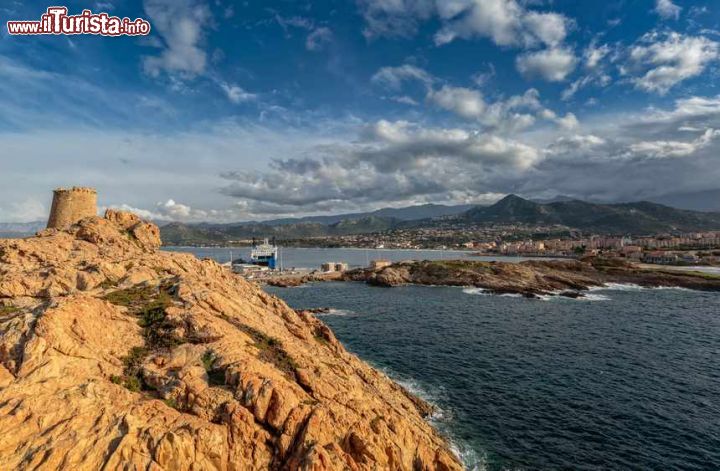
[164,246,541,270]
[264,282,720,471]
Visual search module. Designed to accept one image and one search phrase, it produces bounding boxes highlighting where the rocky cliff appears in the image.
[0,211,462,470]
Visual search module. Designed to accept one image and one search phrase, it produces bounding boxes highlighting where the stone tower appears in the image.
[46,187,98,229]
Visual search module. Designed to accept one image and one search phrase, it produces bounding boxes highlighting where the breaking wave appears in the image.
[316,308,357,317]
[385,373,487,471]
[591,283,692,292]
[465,287,609,302]
[462,288,523,298]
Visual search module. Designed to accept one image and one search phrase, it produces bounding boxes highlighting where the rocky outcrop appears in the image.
[0,211,462,470]
[343,258,720,297]
[264,272,344,288]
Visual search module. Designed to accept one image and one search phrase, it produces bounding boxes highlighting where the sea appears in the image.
[168,247,720,470]
[163,246,544,268]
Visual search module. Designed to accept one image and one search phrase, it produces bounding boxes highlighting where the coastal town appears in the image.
[278,225,720,267]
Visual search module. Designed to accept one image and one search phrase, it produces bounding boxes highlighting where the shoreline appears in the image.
[267,258,720,298]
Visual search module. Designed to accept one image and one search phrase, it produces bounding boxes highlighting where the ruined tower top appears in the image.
[46,187,98,229]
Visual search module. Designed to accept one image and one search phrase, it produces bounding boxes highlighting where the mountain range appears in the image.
[159,195,720,245]
[2,197,718,244]
[0,221,45,238]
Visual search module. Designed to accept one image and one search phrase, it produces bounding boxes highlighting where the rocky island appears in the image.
[0,210,462,470]
[342,258,720,298]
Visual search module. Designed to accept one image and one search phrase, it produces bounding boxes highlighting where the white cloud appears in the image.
[560,43,613,100]
[218,119,543,213]
[357,0,435,39]
[306,27,333,51]
[654,0,682,20]
[142,0,211,78]
[425,85,574,132]
[516,47,578,82]
[549,134,606,155]
[0,198,47,223]
[556,112,580,130]
[521,11,569,48]
[358,0,571,50]
[433,0,570,48]
[109,199,233,222]
[216,95,720,212]
[643,95,720,123]
[627,32,719,94]
[628,129,720,159]
[371,65,435,91]
[427,85,485,119]
[219,82,256,104]
[390,95,420,106]
[584,42,610,69]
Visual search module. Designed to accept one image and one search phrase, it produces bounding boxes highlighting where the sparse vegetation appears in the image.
[105,281,182,350]
[236,323,299,378]
[111,346,150,392]
[124,376,142,392]
[0,305,20,316]
[201,350,215,371]
[105,281,183,392]
[201,349,225,386]
[163,397,180,410]
[98,278,118,290]
[103,284,159,309]
[314,333,330,347]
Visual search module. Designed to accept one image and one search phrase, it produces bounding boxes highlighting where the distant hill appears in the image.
[262,203,475,226]
[160,203,472,245]
[0,221,44,238]
[463,195,720,234]
[159,195,720,245]
[161,216,402,245]
[651,189,720,212]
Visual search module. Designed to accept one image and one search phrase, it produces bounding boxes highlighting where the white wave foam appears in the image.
[535,291,610,302]
[591,282,692,292]
[316,308,356,317]
[591,282,644,291]
[463,288,524,299]
[466,287,607,302]
[386,374,487,471]
[463,288,489,296]
[652,285,693,292]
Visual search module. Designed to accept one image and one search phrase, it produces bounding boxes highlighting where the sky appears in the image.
[1,0,720,223]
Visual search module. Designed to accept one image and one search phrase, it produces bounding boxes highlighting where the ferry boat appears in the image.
[249,238,279,269]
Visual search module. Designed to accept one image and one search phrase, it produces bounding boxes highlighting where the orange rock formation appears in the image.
[0,210,462,470]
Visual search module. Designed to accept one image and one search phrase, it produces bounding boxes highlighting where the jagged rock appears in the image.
[0,211,462,470]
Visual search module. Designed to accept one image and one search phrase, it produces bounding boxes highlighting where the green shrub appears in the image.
[124,376,141,392]
[0,305,20,316]
[235,322,299,377]
[201,349,226,386]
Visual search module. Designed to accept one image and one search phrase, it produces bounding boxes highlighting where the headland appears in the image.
[0,207,462,470]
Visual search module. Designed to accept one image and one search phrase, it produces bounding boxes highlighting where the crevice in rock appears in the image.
[276,408,315,470]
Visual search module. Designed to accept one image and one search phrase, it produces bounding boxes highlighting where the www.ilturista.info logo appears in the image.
[7,7,151,36]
